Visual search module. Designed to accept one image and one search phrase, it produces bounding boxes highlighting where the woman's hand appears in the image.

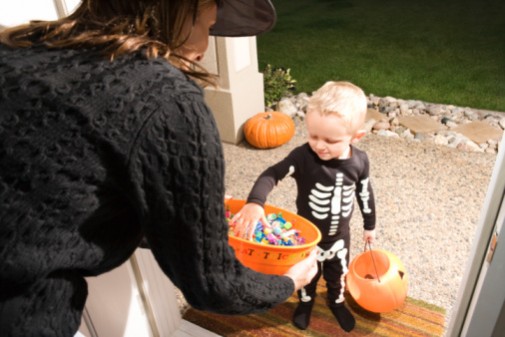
[230,203,269,240]
[283,249,318,291]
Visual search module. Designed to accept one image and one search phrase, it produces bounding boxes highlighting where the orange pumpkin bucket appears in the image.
[226,199,321,275]
[347,245,408,313]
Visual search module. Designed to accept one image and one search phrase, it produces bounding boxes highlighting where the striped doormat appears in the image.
[183,283,445,337]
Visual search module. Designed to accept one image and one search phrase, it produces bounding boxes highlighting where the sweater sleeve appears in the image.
[127,85,294,314]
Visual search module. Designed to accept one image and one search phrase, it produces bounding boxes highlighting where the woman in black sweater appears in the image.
[0,1,317,336]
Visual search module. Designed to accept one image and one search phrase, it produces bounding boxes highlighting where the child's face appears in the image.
[305,110,358,161]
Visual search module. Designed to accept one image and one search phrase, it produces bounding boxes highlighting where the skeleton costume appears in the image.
[247,143,376,308]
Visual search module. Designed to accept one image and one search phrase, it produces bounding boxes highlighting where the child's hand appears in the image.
[230,203,268,240]
[363,229,376,244]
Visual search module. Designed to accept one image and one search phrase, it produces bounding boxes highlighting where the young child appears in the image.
[231,81,376,332]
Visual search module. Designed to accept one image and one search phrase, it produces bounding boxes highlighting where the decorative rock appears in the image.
[398,115,445,134]
[441,117,453,125]
[434,134,449,146]
[295,92,310,112]
[373,121,390,131]
[274,93,503,154]
[367,108,388,121]
[399,103,410,114]
[368,94,380,106]
[488,139,499,148]
[453,121,503,144]
[464,109,479,121]
[414,133,434,142]
[445,121,459,129]
[277,97,299,117]
[377,130,400,138]
[457,140,482,152]
[427,105,444,116]
[363,119,377,133]
[390,117,400,127]
[401,129,415,140]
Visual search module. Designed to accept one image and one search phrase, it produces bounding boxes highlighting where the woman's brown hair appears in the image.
[0,0,216,83]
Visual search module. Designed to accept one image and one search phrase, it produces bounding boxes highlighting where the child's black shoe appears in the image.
[292,300,314,330]
[329,303,355,332]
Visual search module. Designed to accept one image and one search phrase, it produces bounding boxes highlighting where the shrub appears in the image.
[262,64,297,109]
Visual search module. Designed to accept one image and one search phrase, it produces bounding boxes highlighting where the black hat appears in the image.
[210,0,277,37]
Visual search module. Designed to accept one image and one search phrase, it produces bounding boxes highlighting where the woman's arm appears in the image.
[128,87,295,314]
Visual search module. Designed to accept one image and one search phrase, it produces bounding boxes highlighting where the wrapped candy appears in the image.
[227,211,306,246]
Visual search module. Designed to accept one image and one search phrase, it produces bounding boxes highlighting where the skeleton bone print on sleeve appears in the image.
[308,173,372,236]
[359,177,372,214]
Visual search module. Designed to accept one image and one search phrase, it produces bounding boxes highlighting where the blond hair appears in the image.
[307,81,368,134]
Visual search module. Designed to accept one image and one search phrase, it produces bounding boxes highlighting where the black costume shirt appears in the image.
[247,143,376,245]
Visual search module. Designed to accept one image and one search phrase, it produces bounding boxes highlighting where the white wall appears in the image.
[0,0,81,28]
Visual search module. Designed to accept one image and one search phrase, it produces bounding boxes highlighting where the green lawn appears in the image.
[257,0,505,111]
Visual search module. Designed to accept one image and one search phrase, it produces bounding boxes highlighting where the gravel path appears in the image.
[222,118,497,322]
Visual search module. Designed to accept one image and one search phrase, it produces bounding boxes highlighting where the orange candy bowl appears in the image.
[226,199,321,275]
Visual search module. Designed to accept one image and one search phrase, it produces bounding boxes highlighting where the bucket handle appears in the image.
[363,241,381,283]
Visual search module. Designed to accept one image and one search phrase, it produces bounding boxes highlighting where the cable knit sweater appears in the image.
[0,44,294,337]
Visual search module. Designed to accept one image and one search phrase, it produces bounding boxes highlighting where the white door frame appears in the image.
[446,133,505,336]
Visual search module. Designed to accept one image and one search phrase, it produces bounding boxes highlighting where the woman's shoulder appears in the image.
[129,56,203,101]
[1,45,197,96]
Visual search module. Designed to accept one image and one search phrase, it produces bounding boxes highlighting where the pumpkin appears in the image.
[243,111,295,149]
[347,249,408,313]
